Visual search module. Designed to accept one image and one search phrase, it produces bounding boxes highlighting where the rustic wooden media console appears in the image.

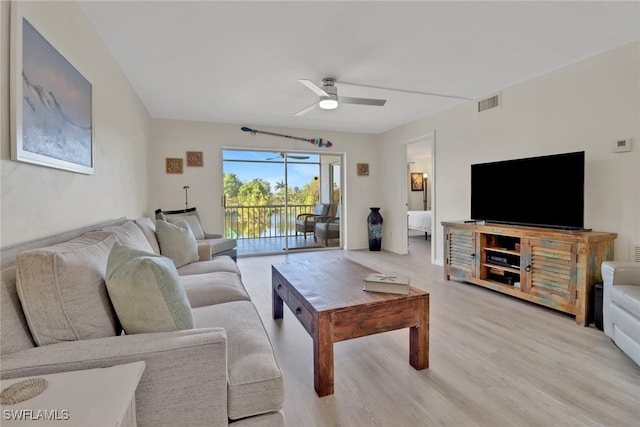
[442,221,617,326]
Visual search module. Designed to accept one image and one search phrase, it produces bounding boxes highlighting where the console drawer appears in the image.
[287,291,314,335]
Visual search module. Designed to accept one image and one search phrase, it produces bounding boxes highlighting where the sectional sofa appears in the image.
[602,261,640,367]
[0,217,284,426]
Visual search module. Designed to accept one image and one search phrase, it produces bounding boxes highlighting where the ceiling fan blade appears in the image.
[298,79,329,97]
[294,102,318,116]
[266,153,310,160]
[338,81,472,100]
[339,96,387,106]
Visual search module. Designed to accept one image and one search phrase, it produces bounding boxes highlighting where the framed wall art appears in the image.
[357,163,369,176]
[410,173,424,191]
[10,11,94,174]
[186,151,203,167]
[166,158,183,174]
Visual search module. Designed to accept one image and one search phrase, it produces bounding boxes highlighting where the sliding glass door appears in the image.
[222,150,340,256]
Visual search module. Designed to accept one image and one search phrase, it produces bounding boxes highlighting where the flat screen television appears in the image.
[471,151,585,230]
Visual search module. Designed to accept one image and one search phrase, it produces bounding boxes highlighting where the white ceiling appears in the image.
[79,1,640,134]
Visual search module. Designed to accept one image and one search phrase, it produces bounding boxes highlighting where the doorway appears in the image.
[406,134,435,262]
[222,149,341,255]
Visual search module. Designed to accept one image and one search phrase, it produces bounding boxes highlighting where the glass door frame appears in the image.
[222,149,340,256]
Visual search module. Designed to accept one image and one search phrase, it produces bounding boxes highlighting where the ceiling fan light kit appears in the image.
[319,96,338,110]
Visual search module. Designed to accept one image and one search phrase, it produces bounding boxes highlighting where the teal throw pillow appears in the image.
[155,219,199,268]
[105,242,194,334]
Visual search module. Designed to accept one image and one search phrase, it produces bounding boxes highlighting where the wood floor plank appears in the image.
[238,236,640,426]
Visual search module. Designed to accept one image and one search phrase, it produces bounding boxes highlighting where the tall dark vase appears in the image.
[367,207,383,251]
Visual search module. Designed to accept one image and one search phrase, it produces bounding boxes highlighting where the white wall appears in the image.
[379,41,640,264]
[0,1,151,246]
[148,120,379,250]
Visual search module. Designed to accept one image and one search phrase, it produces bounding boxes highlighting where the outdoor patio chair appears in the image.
[315,204,340,246]
[295,204,330,239]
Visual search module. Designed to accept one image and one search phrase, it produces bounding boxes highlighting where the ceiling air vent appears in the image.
[631,242,640,262]
[478,93,501,112]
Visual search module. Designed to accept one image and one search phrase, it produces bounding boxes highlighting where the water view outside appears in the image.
[223,150,321,239]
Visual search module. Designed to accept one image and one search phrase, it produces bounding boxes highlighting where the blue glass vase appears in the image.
[367,207,383,251]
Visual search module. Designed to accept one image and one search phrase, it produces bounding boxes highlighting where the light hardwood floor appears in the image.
[237,236,640,426]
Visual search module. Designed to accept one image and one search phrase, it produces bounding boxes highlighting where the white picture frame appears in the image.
[10,7,95,174]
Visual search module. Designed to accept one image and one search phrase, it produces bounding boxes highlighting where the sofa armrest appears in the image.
[1,328,229,426]
[314,215,332,223]
[602,261,640,288]
[204,232,223,239]
[601,261,640,339]
[198,242,213,261]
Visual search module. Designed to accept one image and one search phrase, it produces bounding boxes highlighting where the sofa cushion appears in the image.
[106,243,194,334]
[155,220,199,268]
[177,255,241,277]
[192,301,284,420]
[134,217,161,255]
[15,231,119,346]
[166,215,206,240]
[180,272,250,308]
[103,220,154,253]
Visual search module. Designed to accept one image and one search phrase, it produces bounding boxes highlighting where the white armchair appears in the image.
[601,261,640,366]
[155,207,237,260]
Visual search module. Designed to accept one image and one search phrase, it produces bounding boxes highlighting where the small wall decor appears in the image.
[357,163,369,176]
[166,158,183,174]
[410,173,424,191]
[11,13,94,174]
[186,151,203,167]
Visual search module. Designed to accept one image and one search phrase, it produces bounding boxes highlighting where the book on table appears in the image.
[363,273,410,295]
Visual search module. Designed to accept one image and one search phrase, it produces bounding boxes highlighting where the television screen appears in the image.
[471,151,585,230]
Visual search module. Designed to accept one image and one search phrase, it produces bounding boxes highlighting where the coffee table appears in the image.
[272,258,429,396]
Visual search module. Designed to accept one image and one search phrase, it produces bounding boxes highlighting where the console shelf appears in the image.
[483,247,520,256]
[482,263,520,275]
[443,221,617,326]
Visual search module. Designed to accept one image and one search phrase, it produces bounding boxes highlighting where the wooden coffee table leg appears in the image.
[272,288,284,319]
[313,314,334,396]
[409,296,429,370]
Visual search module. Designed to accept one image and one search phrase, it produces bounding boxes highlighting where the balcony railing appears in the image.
[224,204,316,239]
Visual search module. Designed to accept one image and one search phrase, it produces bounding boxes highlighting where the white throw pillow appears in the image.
[166,215,205,240]
[155,219,199,268]
[134,217,161,254]
[102,220,154,253]
[16,231,120,346]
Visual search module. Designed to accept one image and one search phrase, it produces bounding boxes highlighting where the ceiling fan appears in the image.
[265,152,310,160]
[295,77,386,116]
